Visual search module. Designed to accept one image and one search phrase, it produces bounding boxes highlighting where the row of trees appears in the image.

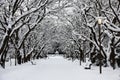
[0,0,51,68]
[62,0,120,69]
[0,0,73,68]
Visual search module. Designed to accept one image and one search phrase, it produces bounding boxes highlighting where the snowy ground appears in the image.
[0,55,120,80]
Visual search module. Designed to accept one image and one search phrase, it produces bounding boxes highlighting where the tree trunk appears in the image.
[109,45,116,69]
[23,42,27,63]
[0,35,9,68]
[109,37,116,69]
[0,42,9,68]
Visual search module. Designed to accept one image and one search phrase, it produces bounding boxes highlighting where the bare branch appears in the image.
[109,0,120,23]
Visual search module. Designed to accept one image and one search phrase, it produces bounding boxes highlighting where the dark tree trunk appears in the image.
[23,42,27,63]
[0,34,10,68]
[15,49,22,65]
[109,37,116,69]
[0,42,9,68]
[109,46,116,69]
[79,47,84,65]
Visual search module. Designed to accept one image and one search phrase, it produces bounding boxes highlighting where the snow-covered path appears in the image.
[0,56,120,80]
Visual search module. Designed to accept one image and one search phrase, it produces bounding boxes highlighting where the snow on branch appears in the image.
[72,30,99,49]
[12,0,48,27]
[10,20,29,36]
[80,34,99,49]
[0,33,7,50]
[104,30,113,39]
[104,20,120,32]
[109,0,120,23]
[0,27,5,32]
[27,48,34,55]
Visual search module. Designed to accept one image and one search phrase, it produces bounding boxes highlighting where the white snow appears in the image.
[104,20,120,32]
[0,55,120,80]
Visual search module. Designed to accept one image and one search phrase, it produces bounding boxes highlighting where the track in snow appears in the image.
[0,55,120,80]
